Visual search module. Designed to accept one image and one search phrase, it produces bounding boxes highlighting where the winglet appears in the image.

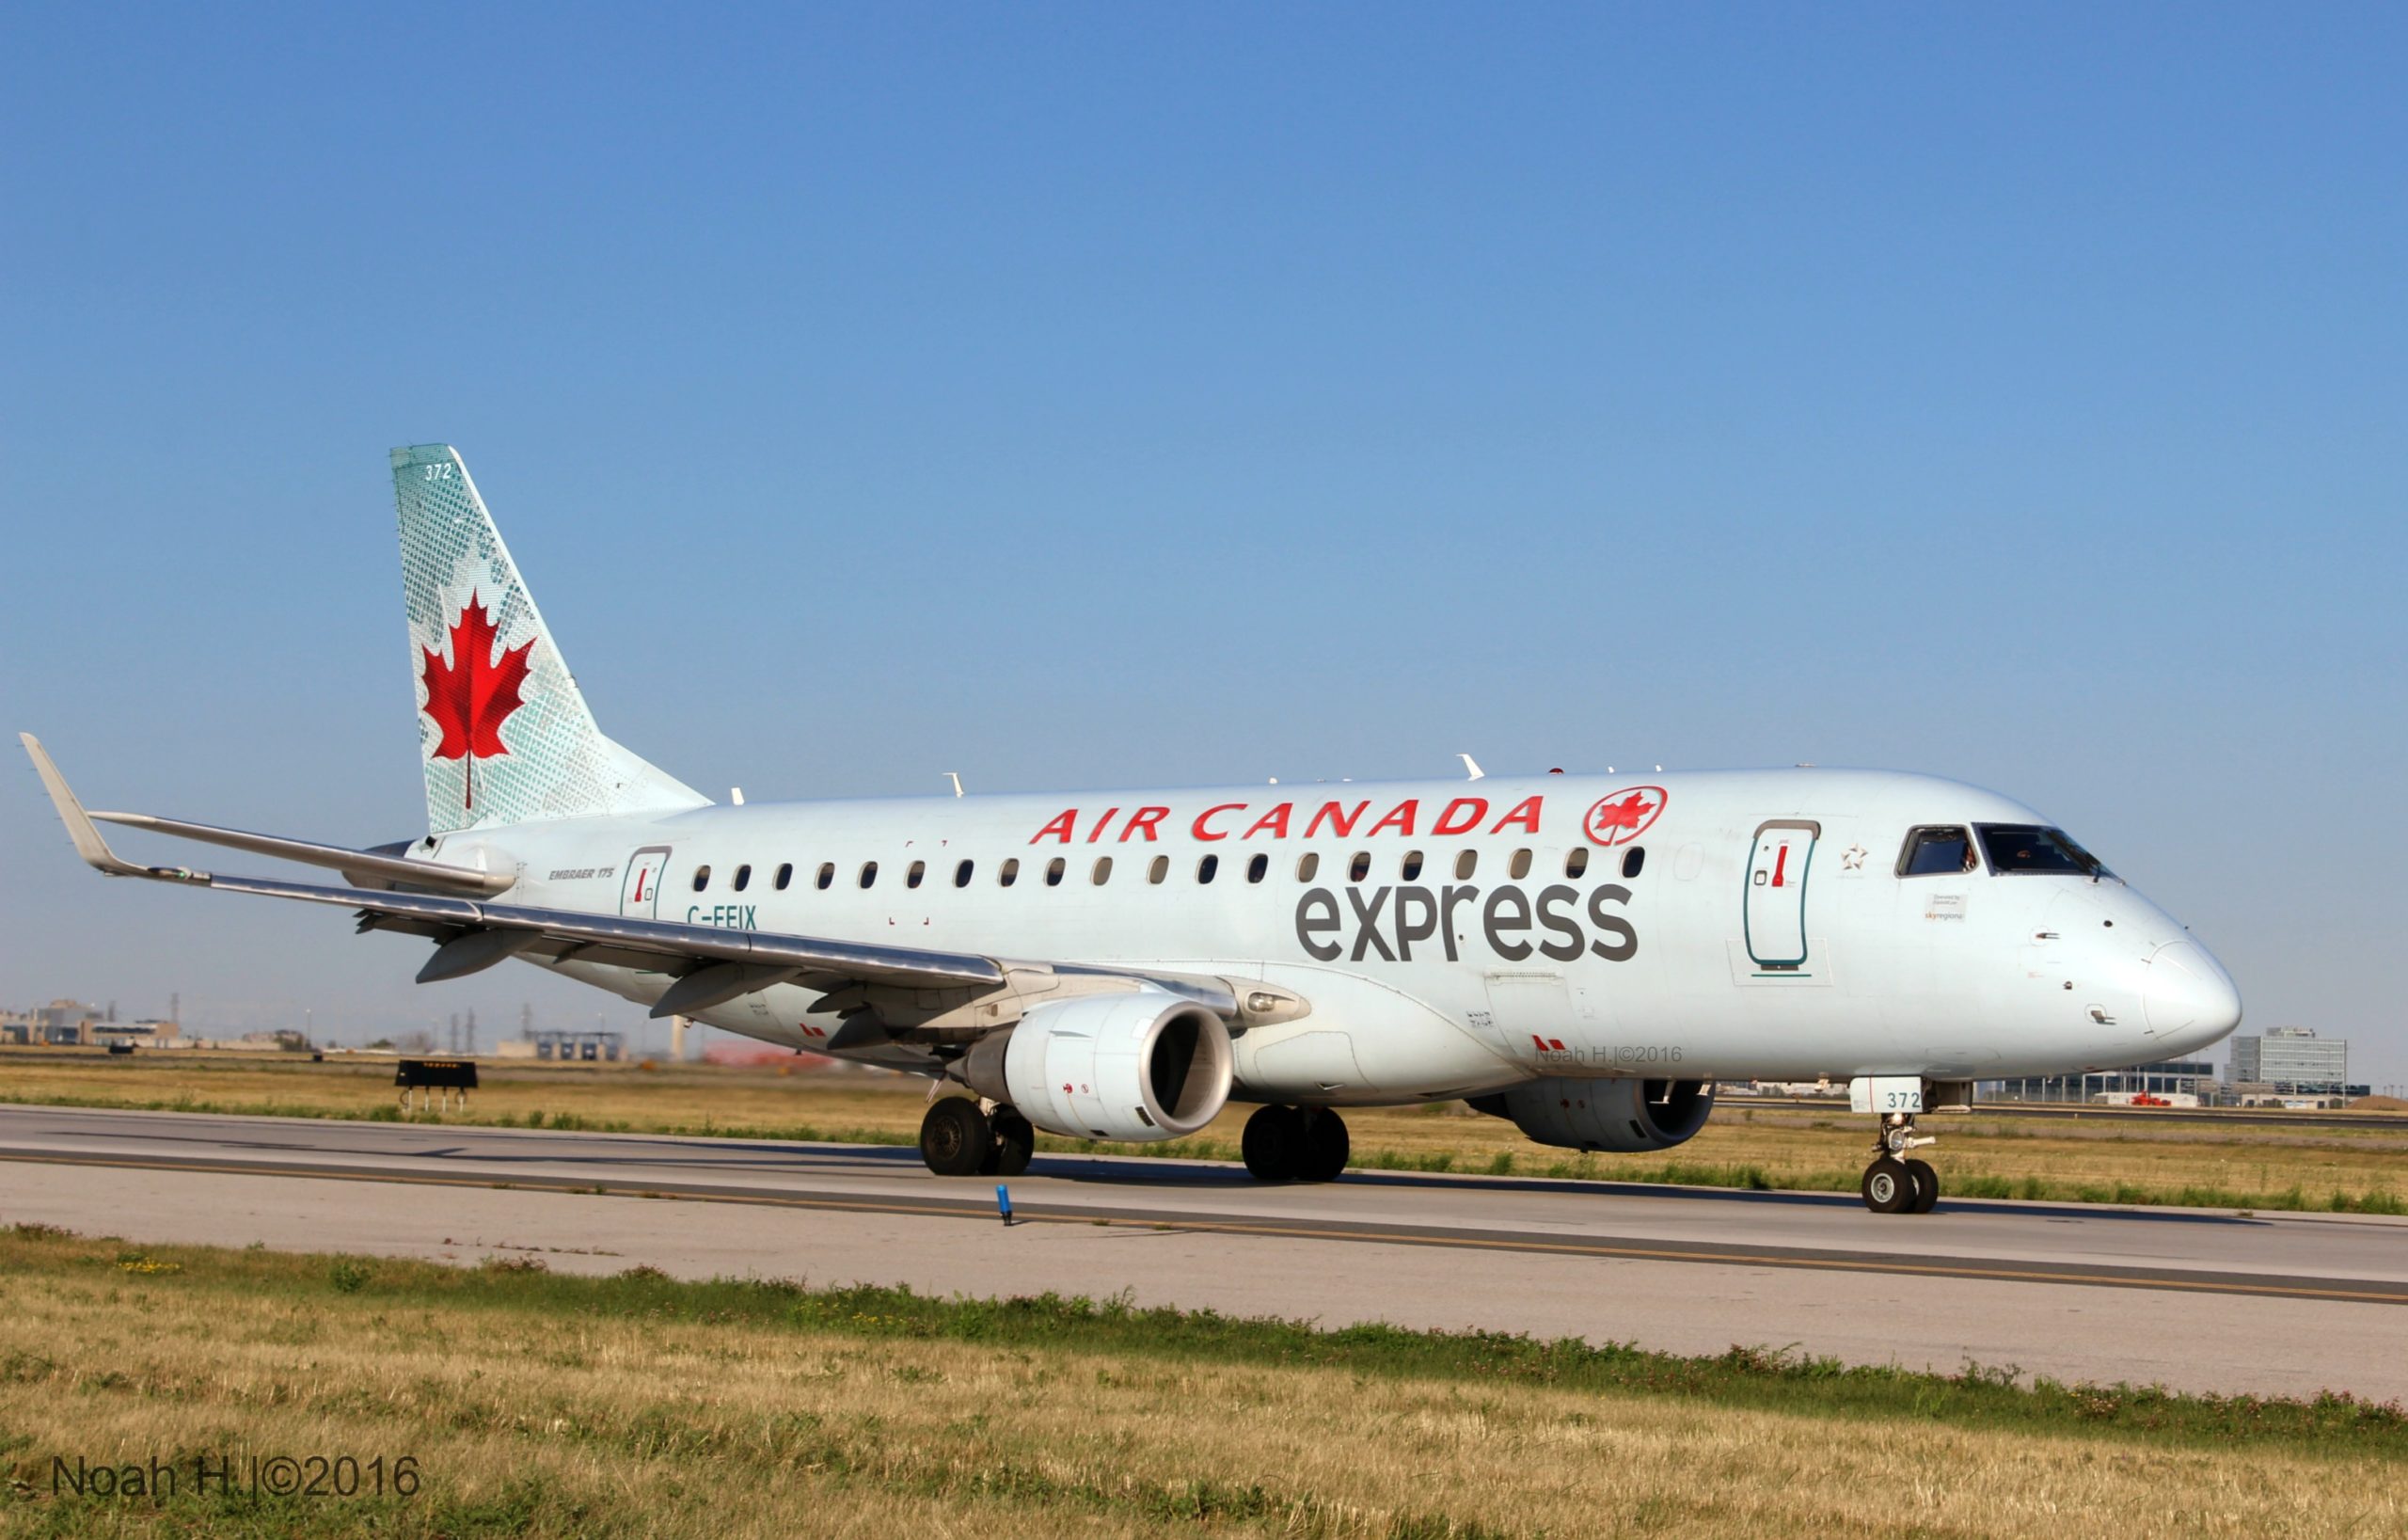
[1459,753,1486,782]
[19,734,205,882]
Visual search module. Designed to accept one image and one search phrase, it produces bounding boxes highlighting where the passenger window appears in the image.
[1898,826,1977,878]
[1564,849,1588,879]
[954,859,974,888]
[1149,855,1169,884]
[774,863,793,891]
[858,861,878,888]
[1349,851,1371,882]
[1402,849,1424,881]
[1509,849,1531,880]
[1045,857,1065,886]
[1246,853,1269,883]
[1454,850,1477,880]
[999,858,1020,888]
[1197,854,1219,884]
[732,864,752,892]
[691,865,712,892]
[1621,846,1646,879]
[816,863,834,890]
[1296,853,1320,881]
[908,860,927,889]
[1092,857,1113,885]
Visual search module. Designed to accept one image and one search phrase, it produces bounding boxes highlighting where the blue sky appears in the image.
[4,6,2402,1084]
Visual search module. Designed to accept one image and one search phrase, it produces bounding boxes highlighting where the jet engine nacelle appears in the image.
[958,990,1233,1142]
[1467,1077,1715,1152]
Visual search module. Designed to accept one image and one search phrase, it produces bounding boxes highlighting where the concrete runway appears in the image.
[4,1103,2403,1401]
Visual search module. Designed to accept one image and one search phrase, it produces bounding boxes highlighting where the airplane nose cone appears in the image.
[2144,941,2242,1044]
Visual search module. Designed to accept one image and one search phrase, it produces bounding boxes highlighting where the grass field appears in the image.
[2,1222,2402,1539]
[5,1048,2405,1215]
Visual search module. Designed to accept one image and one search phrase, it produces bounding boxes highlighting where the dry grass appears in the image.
[1,1225,2400,1539]
[6,1048,2405,1213]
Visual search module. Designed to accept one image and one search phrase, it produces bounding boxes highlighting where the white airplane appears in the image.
[22,445,2243,1213]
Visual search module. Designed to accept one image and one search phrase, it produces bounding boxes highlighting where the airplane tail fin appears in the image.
[391,444,707,835]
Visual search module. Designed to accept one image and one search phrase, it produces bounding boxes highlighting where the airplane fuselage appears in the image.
[23,444,2249,1206]
[442,766,2240,1103]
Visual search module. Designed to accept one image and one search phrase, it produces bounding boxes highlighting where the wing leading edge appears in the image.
[20,735,1311,1035]
[22,733,1006,1002]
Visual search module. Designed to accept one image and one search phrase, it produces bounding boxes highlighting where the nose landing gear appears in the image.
[1861,1111,1941,1214]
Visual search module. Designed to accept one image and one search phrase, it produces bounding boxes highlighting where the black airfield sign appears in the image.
[394,1058,479,1091]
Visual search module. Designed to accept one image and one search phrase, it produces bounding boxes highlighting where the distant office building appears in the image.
[1988,1058,2221,1103]
[2229,1026,2348,1094]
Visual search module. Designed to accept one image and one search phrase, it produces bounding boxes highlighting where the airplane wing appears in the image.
[84,812,520,897]
[21,735,1283,1028]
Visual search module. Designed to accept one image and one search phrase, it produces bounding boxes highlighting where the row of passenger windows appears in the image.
[689,844,1648,894]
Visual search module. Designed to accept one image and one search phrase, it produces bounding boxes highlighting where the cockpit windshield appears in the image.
[1974,824,2112,878]
[1897,826,1977,876]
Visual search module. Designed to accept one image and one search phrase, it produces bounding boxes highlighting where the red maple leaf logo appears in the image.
[420,592,533,809]
[1582,786,1667,846]
[1592,794,1651,832]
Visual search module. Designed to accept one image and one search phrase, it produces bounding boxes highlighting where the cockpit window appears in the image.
[1975,824,2112,878]
[1897,826,1976,877]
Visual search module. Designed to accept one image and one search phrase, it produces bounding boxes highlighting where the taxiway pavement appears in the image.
[4,1103,2401,1401]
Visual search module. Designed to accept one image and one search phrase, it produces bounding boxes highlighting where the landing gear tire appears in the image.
[1861,1159,1915,1214]
[1296,1108,1350,1183]
[1242,1105,1301,1181]
[920,1098,991,1177]
[990,1109,1036,1179]
[1903,1157,1941,1214]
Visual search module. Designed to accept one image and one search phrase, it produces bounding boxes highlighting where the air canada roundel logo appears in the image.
[1583,786,1667,847]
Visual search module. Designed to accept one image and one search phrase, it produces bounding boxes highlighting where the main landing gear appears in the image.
[918,1097,1035,1179]
[1240,1104,1350,1183]
[1860,1112,1941,1215]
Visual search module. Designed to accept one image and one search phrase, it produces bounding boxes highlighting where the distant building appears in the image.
[0,999,108,1046]
[190,1029,312,1053]
[91,1019,181,1048]
[2229,1026,2348,1094]
[1987,1058,2221,1104]
[498,1029,626,1063]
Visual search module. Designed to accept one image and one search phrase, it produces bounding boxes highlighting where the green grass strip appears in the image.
[5,1223,2401,1460]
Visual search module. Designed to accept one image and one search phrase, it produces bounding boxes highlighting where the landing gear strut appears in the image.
[1241,1105,1350,1183]
[988,1107,1035,1178]
[918,1098,1037,1178]
[1859,1112,1941,1214]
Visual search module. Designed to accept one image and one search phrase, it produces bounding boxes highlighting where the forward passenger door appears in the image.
[1742,820,1818,970]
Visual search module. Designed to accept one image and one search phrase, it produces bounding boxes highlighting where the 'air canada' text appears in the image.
[1031,796,1545,845]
